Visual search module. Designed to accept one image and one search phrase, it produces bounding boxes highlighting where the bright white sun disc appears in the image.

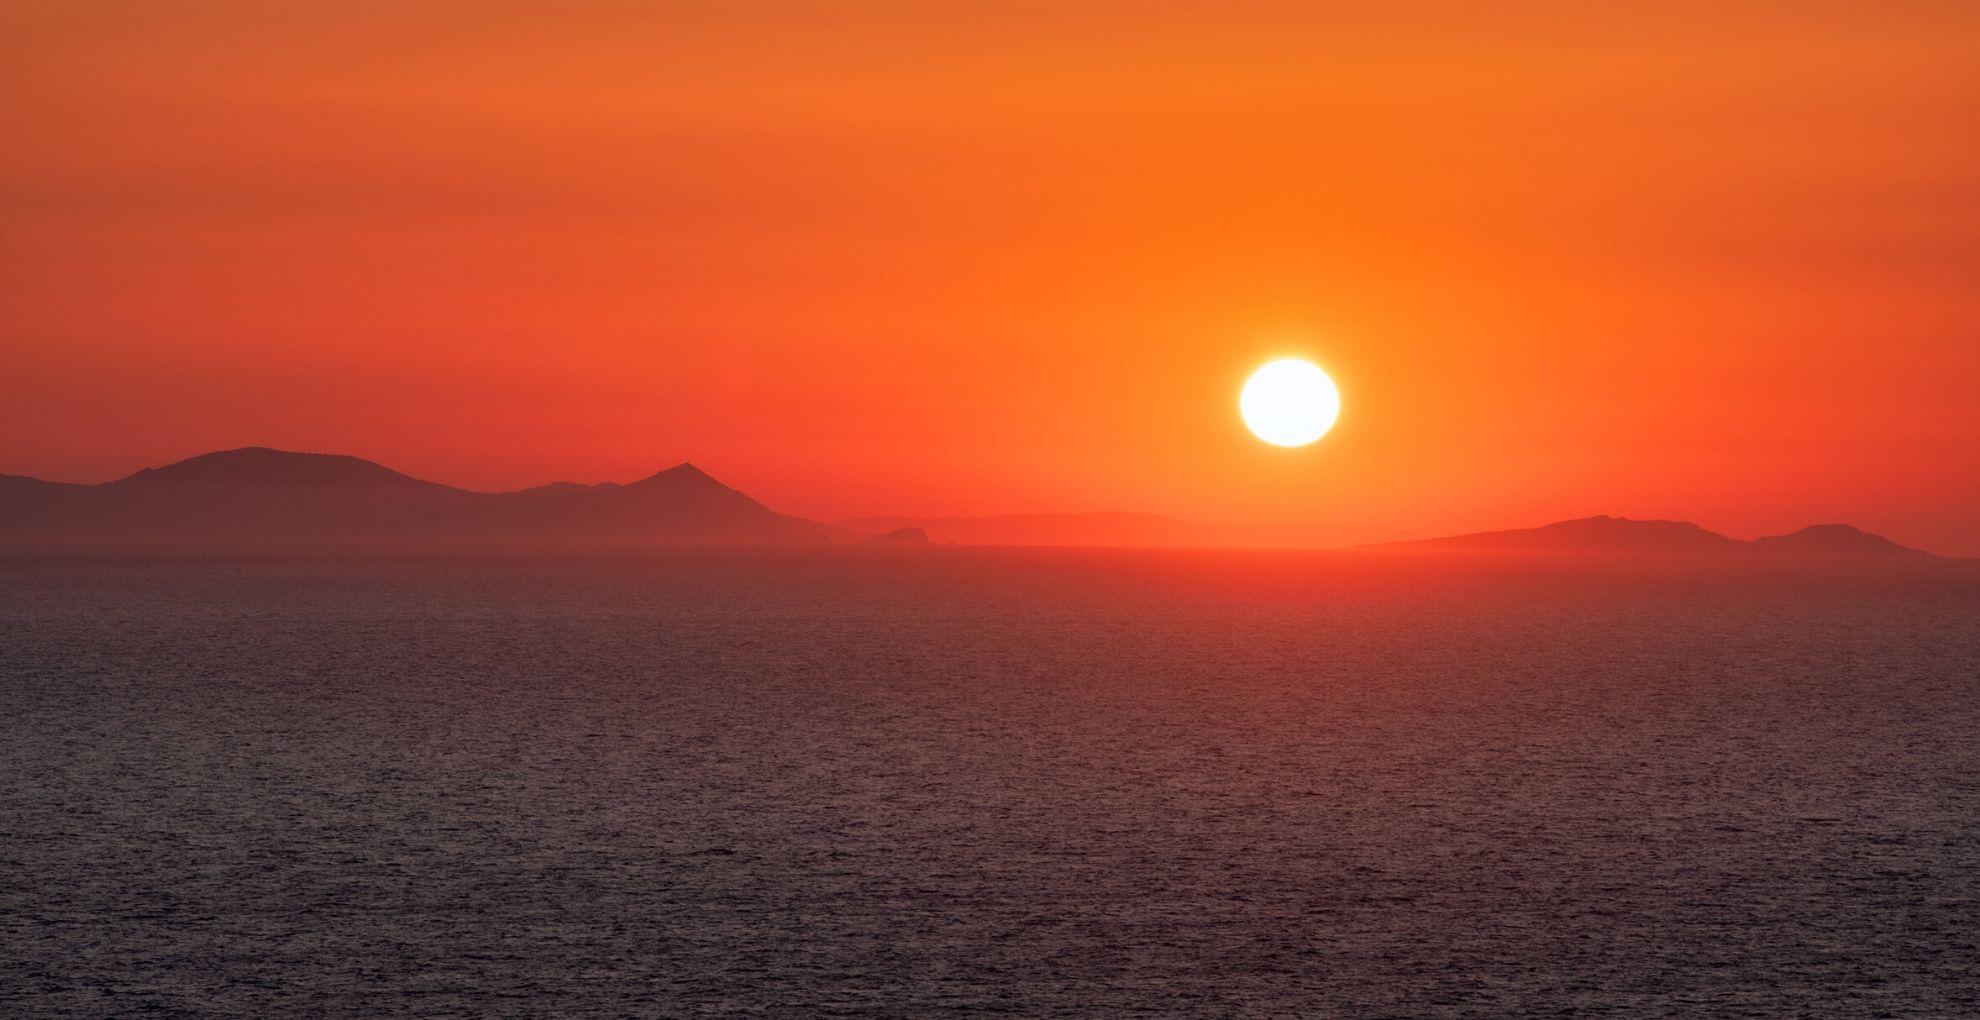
[1240,359,1340,447]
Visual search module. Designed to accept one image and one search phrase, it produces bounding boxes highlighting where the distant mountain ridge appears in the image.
[0,450,1945,557]
[1373,515,1935,559]
[0,447,828,545]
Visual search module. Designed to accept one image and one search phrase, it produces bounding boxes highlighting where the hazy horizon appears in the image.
[7,4,1978,554]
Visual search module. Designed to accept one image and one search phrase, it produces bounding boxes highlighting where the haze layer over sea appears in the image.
[4,549,1978,1017]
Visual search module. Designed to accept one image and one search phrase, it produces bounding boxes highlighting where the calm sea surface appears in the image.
[4,549,1978,1017]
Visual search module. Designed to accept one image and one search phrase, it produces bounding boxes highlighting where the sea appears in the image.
[4,548,1977,1017]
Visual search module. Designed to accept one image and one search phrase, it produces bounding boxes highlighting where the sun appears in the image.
[1240,358,1340,447]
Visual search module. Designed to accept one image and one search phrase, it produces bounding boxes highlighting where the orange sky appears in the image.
[4,3,1977,553]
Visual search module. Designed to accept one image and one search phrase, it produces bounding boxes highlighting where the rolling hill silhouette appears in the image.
[114,447,441,488]
[1749,523,1934,558]
[0,448,829,544]
[1374,515,1935,558]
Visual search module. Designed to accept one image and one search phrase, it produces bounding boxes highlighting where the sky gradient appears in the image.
[5,3,1977,552]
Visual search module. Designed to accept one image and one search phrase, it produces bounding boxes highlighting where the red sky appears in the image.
[4,3,1977,553]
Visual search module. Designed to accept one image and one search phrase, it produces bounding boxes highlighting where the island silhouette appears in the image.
[1370,515,1936,558]
[0,447,1942,557]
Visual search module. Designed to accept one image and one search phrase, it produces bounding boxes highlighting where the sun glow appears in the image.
[1240,359,1341,447]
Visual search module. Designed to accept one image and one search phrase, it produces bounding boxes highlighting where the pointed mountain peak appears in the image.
[615,460,781,520]
[631,461,723,487]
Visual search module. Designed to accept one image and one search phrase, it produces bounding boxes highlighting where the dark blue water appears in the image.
[4,550,1978,1017]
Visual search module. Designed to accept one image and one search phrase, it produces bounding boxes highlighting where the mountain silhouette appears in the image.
[1749,523,1934,558]
[0,452,1944,556]
[0,448,828,545]
[1376,515,1935,558]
